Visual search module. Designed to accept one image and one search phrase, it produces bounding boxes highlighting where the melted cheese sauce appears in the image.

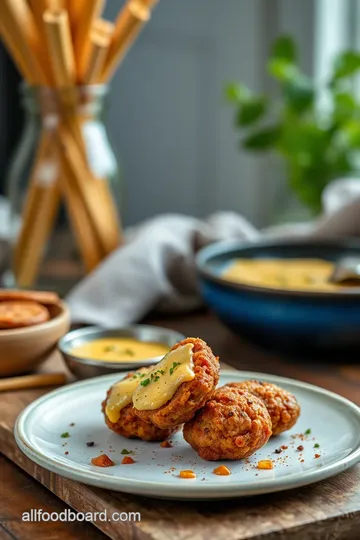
[223,259,342,292]
[133,343,195,411]
[70,338,169,362]
[105,368,151,423]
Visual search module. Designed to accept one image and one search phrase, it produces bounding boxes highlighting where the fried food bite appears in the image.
[0,289,59,305]
[183,386,272,461]
[134,337,219,430]
[0,300,50,329]
[226,380,300,436]
[102,371,176,441]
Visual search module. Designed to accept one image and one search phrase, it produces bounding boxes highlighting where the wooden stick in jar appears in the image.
[59,125,122,255]
[100,0,151,82]
[43,9,87,154]
[43,8,76,87]
[25,0,48,33]
[15,135,62,288]
[44,8,122,258]
[28,0,65,38]
[83,19,115,82]
[75,0,105,81]
[42,9,108,262]
[0,0,49,85]
[0,373,67,393]
[137,0,159,8]
[82,28,113,84]
[66,0,86,34]
[57,141,106,270]
[0,21,35,83]
[14,131,56,279]
[92,18,115,38]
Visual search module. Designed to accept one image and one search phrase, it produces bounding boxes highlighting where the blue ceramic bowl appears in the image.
[196,239,360,353]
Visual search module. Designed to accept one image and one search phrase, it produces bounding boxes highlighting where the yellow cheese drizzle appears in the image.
[105,367,151,423]
[133,343,195,411]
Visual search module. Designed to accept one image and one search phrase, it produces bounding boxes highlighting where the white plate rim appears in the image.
[14,370,360,499]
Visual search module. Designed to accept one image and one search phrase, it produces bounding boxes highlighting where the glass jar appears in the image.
[5,84,122,295]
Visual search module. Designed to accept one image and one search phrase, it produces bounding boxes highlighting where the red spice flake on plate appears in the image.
[314,454,321,459]
[121,456,135,465]
[64,451,69,455]
[91,454,115,467]
[300,459,305,463]
[281,445,288,450]
[297,445,304,451]
[213,465,231,476]
[160,440,173,448]
[257,460,273,470]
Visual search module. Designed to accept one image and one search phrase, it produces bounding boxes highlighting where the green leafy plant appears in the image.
[226,35,360,213]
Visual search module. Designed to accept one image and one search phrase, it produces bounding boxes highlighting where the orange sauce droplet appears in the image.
[160,440,173,448]
[213,465,231,476]
[179,469,196,479]
[91,454,115,467]
[257,460,273,470]
[121,456,135,464]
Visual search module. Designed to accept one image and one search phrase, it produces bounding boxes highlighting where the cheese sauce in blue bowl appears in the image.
[196,239,360,353]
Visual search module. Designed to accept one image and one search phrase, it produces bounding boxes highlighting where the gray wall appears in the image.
[103,0,316,228]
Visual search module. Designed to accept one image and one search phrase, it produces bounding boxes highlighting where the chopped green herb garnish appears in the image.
[304,428,311,435]
[124,348,135,356]
[169,362,181,376]
[61,432,70,438]
[314,443,320,448]
[121,448,133,455]
[104,345,118,352]
[143,369,165,385]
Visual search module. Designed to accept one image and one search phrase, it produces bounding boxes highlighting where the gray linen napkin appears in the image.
[66,180,360,328]
[67,213,259,326]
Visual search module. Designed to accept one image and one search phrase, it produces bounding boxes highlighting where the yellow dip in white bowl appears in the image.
[70,337,170,363]
[59,325,186,379]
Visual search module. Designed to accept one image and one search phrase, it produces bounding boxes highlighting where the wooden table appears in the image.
[1,311,360,540]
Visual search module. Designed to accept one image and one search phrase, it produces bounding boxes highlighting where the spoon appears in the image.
[328,257,360,284]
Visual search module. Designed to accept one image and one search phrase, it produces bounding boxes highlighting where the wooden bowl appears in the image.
[0,301,70,376]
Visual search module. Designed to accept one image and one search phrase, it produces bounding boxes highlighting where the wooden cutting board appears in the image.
[1,352,360,540]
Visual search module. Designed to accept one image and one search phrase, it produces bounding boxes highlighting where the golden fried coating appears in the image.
[102,388,176,442]
[183,386,272,461]
[135,337,219,430]
[226,380,300,436]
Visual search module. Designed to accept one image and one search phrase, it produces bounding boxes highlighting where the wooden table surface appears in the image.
[1,311,360,540]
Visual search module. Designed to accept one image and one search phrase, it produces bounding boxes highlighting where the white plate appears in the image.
[15,371,360,500]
